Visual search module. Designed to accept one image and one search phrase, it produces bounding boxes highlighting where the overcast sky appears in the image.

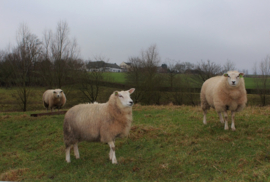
[1,0,270,72]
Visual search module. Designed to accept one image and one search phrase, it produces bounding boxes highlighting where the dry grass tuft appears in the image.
[129,125,160,140]
[19,114,29,118]
[1,115,11,119]
[0,168,29,181]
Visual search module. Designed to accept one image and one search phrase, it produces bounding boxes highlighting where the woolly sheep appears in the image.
[63,88,135,164]
[200,71,247,130]
[42,89,66,112]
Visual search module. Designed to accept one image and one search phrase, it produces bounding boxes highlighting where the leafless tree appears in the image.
[195,59,223,83]
[78,55,110,103]
[39,21,82,88]
[11,23,42,111]
[253,56,270,106]
[126,44,163,104]
[165,59,180,90]
[141,44,163,104]
[223,60,236,72]
[126,56,144,103]
[78,69,104,103]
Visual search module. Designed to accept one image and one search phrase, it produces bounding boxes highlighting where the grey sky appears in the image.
[1,0,270,72]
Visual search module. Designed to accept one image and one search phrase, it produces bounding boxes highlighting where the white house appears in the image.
[120,62,132,71]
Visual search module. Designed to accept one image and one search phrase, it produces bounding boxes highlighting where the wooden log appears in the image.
[30,111,67,117]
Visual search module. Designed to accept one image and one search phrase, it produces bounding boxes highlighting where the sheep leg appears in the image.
[74,142,80,159]
[108,141,117,164]
[231,111,236,131]
[218,112,224,123]
[109,141,114,160]
[224,111,229,130]
[203,110,207,125]
[65,145,72,163]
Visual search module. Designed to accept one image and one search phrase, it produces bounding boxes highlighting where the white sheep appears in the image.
[63,88,135,164]
[42,89,66,112]
[200,71,247,130]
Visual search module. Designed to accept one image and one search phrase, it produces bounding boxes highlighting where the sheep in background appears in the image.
[63,88,135,164]
[42,89,66,112]
[200,71,247,130]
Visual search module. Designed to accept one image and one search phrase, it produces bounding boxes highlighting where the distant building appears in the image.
[120,62,132,71]
[86,61,122,72]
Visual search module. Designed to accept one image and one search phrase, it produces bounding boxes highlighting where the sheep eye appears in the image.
[119,95,123,98]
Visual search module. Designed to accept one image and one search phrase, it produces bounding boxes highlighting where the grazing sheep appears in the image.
[200,71,247,130]
[63,88,135,164]
[42,89,66,112]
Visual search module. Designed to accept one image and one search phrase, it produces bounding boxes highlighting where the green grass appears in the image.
[1,105,270,181]
[101,72,260,89]
[103,72,127,84]
[244,77,257,89]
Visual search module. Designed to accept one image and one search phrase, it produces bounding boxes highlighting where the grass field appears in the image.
[1,105,270,181]
[103,72,127,84]
[101,72,258,89]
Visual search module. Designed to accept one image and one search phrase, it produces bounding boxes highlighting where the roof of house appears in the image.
[124,62,132,66]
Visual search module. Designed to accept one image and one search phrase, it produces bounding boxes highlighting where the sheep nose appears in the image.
[232,81,235,85]
[129,101,134,105]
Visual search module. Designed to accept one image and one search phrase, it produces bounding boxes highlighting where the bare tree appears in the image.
[11,23,42,111]
[78,69,103,103]
[223,60,236,72]
[126,56,144,103]
[253,56,270,106]
[165,59,180,90]
[141,44,163,104]
[126,44,163,104]
[42,20,82,88]
[195,60,223,83]
[78,56,110,103]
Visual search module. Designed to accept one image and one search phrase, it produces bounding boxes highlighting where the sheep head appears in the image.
[223,71,244,87]
[115,88,135,107]
[53,89,64,98]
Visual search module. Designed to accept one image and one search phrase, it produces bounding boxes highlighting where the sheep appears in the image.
[200,70,247,130]
[42,89,66,112]
[63,88,135,164]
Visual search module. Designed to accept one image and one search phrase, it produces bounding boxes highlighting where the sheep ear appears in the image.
[53,91,56,93]
[223,73,228,77]
[239,73,244,78]
[115,91,118,96]
[129,88,135,94]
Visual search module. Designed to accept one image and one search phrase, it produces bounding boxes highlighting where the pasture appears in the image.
[102,72,257,89]
[1,105,270,181]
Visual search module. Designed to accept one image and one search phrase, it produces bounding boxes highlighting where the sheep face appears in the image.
[224,71,244,87]
[53,90,64,98]
[115,88,135,107]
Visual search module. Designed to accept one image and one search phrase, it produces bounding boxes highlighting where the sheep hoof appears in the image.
[220,120,224,124]
[231,128,236,131]
[112,159,117,164]
[66,159,71,163]
[224,127,229,130]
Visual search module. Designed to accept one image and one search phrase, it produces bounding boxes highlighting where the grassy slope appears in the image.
[103,72,127,84]
[101,72,258,89]
[1,105,270,181]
